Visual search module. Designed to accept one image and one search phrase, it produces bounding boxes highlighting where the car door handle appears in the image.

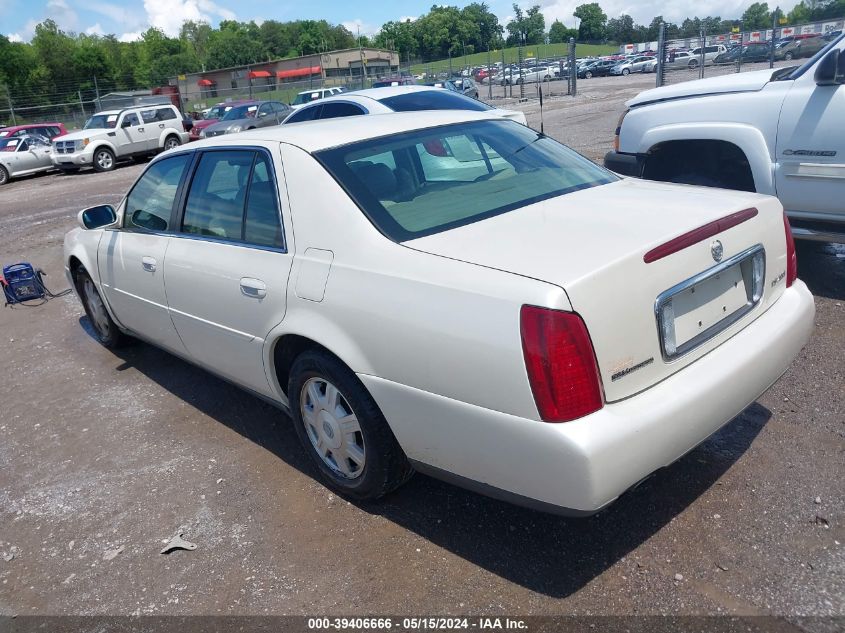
[138,127,145,132]
[141,256,157,272]
[240,277,267,298]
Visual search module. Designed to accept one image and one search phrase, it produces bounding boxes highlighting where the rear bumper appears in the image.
[361,281,814,515]
[604,150,644,177]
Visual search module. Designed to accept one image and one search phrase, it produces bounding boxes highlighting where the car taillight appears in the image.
[520,305,604,423]
[783,212,797,287]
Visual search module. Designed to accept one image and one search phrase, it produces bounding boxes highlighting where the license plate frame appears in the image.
[655,244,765,361]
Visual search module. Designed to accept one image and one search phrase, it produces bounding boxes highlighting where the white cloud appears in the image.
[46,0,79,30]
[119,31,144,42]
[85,22,105,35]
[7,32,23,42]
[79,0,144,31]
[398,16,418,23]
[343,18,378,38]
[536,0,802,28]
[143,0,236,36]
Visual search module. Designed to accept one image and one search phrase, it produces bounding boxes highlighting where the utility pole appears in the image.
[78,90,86,124]
[770,8,779,69]
[3,86,16,126]
[93,75,102,111]
[247,63,253,99]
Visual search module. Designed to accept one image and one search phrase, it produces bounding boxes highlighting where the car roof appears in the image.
[189,110,504,154]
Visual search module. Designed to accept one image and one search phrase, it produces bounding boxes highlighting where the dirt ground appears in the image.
[0,73,843,625]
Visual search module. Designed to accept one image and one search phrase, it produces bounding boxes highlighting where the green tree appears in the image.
[461,3,504,49]
[506,4,545,45]
[548,20,577,44]
[606,14,635,43]
[180,21,212,71]
[741,2,771,30]
[573,3,607,41]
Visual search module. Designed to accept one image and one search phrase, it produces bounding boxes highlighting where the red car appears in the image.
[474,68,491,82]
[0,122,68,140]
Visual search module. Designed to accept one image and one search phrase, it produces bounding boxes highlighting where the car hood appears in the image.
[55,129,110,142]
[192,118,219,131]
[628,67,779,106]
[204,118,251,132]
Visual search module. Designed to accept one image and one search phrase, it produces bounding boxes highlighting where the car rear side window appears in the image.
[182,150,283,248]
[285,106,321,124]
[316,119,616,241]
[319,102,366,119]
[379,91,492,113]
[125,154,191,231]
[244,155,283,248]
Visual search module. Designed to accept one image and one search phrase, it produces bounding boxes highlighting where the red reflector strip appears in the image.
[643,207,758,264]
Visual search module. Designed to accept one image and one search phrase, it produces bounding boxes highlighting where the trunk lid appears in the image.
[406,178,790,402]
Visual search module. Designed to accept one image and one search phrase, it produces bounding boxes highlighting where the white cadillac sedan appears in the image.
[64,111,814,515]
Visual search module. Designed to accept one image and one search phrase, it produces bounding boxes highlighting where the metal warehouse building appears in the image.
[173,48,400,103]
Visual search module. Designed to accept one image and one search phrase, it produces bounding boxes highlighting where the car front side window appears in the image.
[125,154,191,231]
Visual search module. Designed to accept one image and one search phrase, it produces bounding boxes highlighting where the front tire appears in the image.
[92,147,115,172]
[288,350,412,500]
[622,68,630,76]
[76,270,125,348]
[585,71,593,79]
[784,52,794,61]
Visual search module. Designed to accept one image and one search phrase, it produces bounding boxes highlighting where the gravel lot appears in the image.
[0,71,843,625]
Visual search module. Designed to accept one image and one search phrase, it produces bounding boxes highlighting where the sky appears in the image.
[4,0,803,43]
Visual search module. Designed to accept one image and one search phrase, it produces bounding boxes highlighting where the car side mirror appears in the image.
[815,48,845,85]
[131,209,167,232]
[78,204,117,230]
[121,119,133,128]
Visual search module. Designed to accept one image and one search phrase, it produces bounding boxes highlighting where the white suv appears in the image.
[52,104,189,173]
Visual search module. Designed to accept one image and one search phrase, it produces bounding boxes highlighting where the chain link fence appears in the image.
[654,17,844,88]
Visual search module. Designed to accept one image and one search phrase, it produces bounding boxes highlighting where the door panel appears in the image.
[97,231,186,353]
[776,72,845,219]
[117,113,147,155]
[164,149,291,396]
[164,241,291,395]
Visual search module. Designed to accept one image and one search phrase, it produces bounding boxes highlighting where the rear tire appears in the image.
[75,270,126,349]
[288,350,413,500]
[163,135,180,151]
[0,165,8,186]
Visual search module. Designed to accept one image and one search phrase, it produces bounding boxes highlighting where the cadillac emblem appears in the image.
[711,240,724,262]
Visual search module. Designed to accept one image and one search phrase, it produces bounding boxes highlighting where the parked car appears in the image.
[282,86,527,125]
[687,44,728,67]
[51,104,189,173]
[190,101,252,141]
[605,33,845,243]
[423,80,460,92]
[0,134,54,185]
[714,43,771,65]
[610,56,653,75]
[290,88,344,110]
[452,77,479,98]
[578,59,616,78]
[0,122,68,140]
[663,51,698,70]
[65,109,813,515]
[371,77,416,88]
[775,36,827,61]
[200,101,291,138]
[516,66,554,83]
[473,68,492,83]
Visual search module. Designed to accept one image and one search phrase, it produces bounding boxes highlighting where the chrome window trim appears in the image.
[654,244,766,363]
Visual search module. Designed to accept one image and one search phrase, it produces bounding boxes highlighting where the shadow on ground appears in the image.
[796,241,845,301]
[94,322,771,599]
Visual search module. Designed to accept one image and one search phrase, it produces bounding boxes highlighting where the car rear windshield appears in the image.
[316,119,616,241]
[379,90,492,113]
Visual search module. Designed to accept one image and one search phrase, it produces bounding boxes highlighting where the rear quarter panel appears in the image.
[265,142,568,420]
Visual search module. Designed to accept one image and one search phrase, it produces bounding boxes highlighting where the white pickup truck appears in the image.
[605,34,845,242]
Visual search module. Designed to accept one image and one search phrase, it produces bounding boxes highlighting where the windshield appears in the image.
[84,114,118,129]
[292,92,321,105]
[785,32,845,80]
[206,105,230,119]
[316,120,616,241]
[221,105,257,120]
